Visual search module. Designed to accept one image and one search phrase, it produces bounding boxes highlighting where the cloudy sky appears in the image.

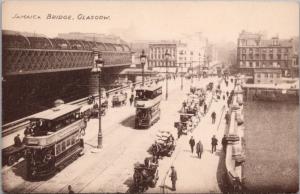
[2,1,299,43]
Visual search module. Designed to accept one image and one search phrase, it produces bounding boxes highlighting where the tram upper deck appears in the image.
[23,104,84,148]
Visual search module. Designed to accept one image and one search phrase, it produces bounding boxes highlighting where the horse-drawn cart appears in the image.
[112,93,127,107]
[133,161,159,192]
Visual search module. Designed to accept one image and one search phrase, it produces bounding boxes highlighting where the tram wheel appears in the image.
[7,155,15,166]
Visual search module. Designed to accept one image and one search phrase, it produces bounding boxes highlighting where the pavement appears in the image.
[147,77,235,193]
[2,76,233,193]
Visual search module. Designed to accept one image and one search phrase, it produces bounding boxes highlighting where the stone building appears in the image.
[237,30,297,78]
[148,42,177,73]
[253,69,282,84]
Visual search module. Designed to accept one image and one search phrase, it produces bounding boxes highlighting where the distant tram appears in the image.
[23,104,86,178]
[135,85,162,129]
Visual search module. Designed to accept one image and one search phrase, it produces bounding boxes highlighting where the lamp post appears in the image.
[140,50,147,86]
[191,61,193,84]
[165,51,171,100]
[180,63,183,90]
[199,60,201,80]
[91,53,104,150]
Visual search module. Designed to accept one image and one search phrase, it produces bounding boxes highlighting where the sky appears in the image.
[2,1,299,44]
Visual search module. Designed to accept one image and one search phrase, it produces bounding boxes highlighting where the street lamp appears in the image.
[140,50,147,86]
[91,53,104,150]
[180,63,183,90]
[199,59,201,80]
[165,51,171,100]
[191,61,193,84]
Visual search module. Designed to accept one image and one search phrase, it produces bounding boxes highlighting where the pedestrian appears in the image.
[177,123,182,139]
[211,111,216,124]
[223,95,226,101]
[226,91,229,97]
[204,103,207,114]
[169,166,177,191]
[222,135,227,153]
[129,94,134,106]
[68,185,75,194]
[211,135,218,153]
[14,134,22,147]
[189,136,195,153]
[225,111,230,125]
[24,126,32,136]
[196,140,203,158]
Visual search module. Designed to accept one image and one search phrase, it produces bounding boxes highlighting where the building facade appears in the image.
[148,42,177,73]
[237,30,296,78]
[253,69,282,84]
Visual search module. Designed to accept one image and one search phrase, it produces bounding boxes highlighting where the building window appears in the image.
[270,73,273,78]
[265,73,268,78]
[277,54,281,60]
[256,62,259,67]
[257,73,261,78]
[249,54,253,60]
[242,48,246,54]
[257,80,260,83]
[249,48,253,53]
[249,62,253,67]
[278,48,281,53]
[277,73,280,78]
[262,54,266,60]
[242,54,246,60]
[269,54,273,60]
[269,48,273,53]
[255,54,259,59]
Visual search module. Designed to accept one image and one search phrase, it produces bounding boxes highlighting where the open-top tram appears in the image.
[135,84,162,129]
[23,104,86,179]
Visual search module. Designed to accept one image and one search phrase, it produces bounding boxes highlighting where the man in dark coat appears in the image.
[225,111,230,125]
[14,134,22,147]
[211,135,218,153]
[196,140,204,158]
[204,103,207,114]
[68,185,75,194]
[129,94,134,106]
[211,111,216,124]
[189,136,195,153]
[170,166,177,191]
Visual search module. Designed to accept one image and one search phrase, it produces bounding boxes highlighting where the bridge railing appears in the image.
[2,79,156,137]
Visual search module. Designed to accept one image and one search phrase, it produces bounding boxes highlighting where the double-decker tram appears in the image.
[23,104,86,179]
[135,84,162,129]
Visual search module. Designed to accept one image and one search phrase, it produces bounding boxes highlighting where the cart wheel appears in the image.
[7,155,15,166]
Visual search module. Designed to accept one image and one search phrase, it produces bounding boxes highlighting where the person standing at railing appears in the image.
[211,135,218,153]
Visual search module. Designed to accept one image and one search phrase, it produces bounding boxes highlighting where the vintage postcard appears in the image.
[1,0,299,193]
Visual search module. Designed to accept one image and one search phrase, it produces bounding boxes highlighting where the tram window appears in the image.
[71,136,76,144]
[62,141,66,151]
[56,144,62,155]
[66,138,71,147]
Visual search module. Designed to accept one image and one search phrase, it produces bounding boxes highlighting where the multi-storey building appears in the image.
[253,69,282,84]
[237,30,296,78]
[148,42,177,73]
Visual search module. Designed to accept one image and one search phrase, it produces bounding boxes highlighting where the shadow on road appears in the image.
[119,115,135,129]
[10,160,27,180]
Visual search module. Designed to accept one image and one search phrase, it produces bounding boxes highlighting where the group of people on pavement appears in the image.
[189,136,204,158]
